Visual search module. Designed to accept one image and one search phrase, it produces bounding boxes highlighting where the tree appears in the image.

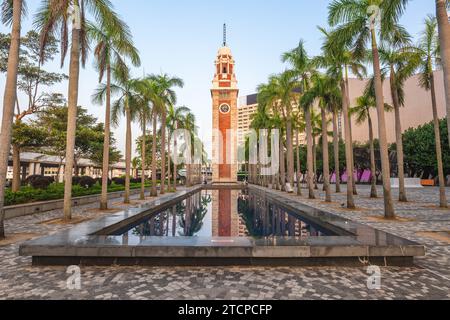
[302,74,340,202]
[167,105,191,191]
[0,0,25,239]
[378,36,421,202]
[418,15,448,208]
[135,92,151,200]
[283,40,316,198]
[328,0,409,219]
[316,26,366,207]
[0,31,67,192]
[109,69,140,204]
[11,121,48,182]
[89,18,140,209]
[32,105,121,176]
[436,0,450,146]
[146,74,184,194]
[403,119,450,178]
[36,0,127,220]
[351,94,381,198]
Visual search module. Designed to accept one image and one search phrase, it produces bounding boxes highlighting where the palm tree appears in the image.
[0,0,25,239]
[89,19,140,209]
[303,74,341,202]
[283,40,316,198]
[418,15,448,208]
[36,0,126,220]
[436,0,450,146]
[293,110,306,195]
[351,94,381,198]
[328,0,409,219]
[378,38,420,203]
[184,112,198,186]
[167,105,191,191]
[136,95,151,200]
[146,74,184,194]
[316,26,365,207]
[108,70,140,204]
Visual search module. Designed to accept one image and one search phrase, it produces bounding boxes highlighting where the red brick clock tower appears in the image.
[211,25,239,183]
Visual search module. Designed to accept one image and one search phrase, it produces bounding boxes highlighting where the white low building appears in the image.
[7,152,127,183]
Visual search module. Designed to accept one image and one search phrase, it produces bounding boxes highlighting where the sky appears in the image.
[0,0,438,158]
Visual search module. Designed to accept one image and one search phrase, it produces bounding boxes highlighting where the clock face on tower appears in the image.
[219,103,231,114]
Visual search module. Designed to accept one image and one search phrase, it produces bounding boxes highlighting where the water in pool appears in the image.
[116,190,333,241]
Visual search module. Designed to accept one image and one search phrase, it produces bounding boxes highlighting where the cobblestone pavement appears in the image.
[0,186,449,300]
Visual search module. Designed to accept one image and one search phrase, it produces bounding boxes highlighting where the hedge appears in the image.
[4,181,158,206]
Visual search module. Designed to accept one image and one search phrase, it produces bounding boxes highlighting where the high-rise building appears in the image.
[237,94,307,150]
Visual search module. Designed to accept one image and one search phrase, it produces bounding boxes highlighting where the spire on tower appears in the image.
[223,23,227,47]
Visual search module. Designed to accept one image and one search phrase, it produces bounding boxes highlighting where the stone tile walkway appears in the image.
[0,185,449,300]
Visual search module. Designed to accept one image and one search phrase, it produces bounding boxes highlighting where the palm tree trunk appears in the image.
[436,0,450,147]
[431,72,448,208]
[140,112,146,201]
[173,127,177,191]
[313,138,318,190]
[280,142,286,192]
[390,70,407,202]
[168,133,172,191]
[345,73,357,196]
[124,104,132,204]
[286,119,294,190]
[296,129,302,196]
[368,114,378,198]
[12,143,21,192]
[100,65,111,210]
[63,25,81,221]
[340,79,355,208]
[332,110,341,193]
[371,29,395,219]
[160,110,167,195]
[305,107,315,199]
[151,111,158,197]
[321,108,331,202]
[0,0,22,238]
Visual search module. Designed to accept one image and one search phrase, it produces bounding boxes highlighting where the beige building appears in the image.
[238,70,447,146]
[349,70,447,143]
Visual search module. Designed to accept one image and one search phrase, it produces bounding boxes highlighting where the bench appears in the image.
[391,178,424,189]
[421,179,435,187]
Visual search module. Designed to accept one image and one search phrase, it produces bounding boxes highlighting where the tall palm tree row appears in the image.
[36,0,129,220]
[0,0,25,239]
[418,15,448,208]
[167,105,191,191]
[317,27,366,209]
[328,0,410,219]
[89,18,141,209]
[283,41,316,199]
[146,74,184,194]
[377,34,421,203]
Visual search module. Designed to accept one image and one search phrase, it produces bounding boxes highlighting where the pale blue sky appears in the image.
[0,0,437,157]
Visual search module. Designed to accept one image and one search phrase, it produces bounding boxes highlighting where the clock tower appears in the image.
[211,24,239,183]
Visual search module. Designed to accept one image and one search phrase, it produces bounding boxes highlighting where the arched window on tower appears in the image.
[223,65,227,74]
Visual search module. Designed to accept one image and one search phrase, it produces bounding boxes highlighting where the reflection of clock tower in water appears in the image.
[211,24,238,183]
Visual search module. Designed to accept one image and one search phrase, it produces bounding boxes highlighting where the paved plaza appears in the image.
[0,186,449,300]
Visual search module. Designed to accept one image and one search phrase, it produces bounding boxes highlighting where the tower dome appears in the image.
[218,46,232,56]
